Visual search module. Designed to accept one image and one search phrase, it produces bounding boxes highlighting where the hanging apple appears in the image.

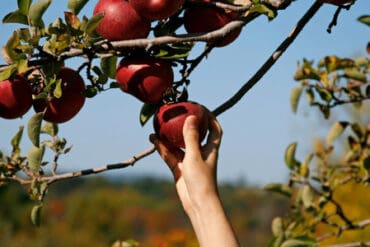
[153,101,209,149]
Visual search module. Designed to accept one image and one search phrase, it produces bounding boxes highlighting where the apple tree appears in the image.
[0,0,368,245]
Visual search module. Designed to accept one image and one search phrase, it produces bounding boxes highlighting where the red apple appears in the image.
[116,55,173,104]
[128,0,185,20]
[184,1,241,47]
[93,0,151,41]
[33,67,86,123]
[153,101,209,149]
[0,75,32,119]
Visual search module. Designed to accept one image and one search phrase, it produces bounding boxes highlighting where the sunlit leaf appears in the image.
[53,79,63,98]
[301,185,313,208]
[326,121,348,145]
[358,15,370,26]
[18,0,32,15]
[27,112,44,147]
[11,126,24,152]
[248,3,277,20]
[68,0,89,15]
[285,142,299,170]
[263,183,292,197]
[27,145,45,174]
[31,203,43,226]
[0,64,17,81]
[343,68,367,83]
[29,0,51,27]
[41,122,58,137]
[2,10,28,25]
[271,217,283,237]
[290,87,302,113]
[281,238,316,247]
[83,13,104,35]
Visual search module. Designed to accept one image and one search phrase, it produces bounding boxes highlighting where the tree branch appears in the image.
[212,0,323,116]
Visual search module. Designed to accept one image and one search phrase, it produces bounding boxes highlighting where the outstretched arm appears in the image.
[150,114,239,247]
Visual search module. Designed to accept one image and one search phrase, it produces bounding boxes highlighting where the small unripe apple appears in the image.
[184,0,241,47]
[93,0,151,41]
[0,75,32,119]
[33,67,86,123]
[128,0,185,20]
[116,56,173,104]
[153,101,209,149]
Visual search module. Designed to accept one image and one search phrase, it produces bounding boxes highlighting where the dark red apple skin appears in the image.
[33,67,86,124]
[129,0,185,20]
[93,0,151,41]
[184,1,241,47]
[153,102,209,149]
[116,56,173,104]
[0,75,32,119]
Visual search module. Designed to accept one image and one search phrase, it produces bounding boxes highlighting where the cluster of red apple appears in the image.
[0,67,85,124]
[1,0,243,148]
[93,0,241,47]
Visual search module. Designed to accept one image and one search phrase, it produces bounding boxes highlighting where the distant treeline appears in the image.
[0,176,288,247]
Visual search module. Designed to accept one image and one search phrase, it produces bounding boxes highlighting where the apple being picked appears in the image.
[0,75,33,119]
[184,0,241,47]
[33,67,86,124]
[116,55,173,104]
[153,101,209,149]
[93,0,151,41]
[129,0,185,20]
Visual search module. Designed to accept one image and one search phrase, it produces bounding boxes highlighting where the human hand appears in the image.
[149,112,222,213]
[150,113,239,247]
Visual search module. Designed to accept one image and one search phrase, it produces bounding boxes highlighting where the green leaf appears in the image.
[2,10,28,25]
[31,203,43,226]
[4,31,27,62]
[326,121,348,145]
[29,0,51,27]
[343,68,367,83]
[41,122,58,137]
[301,185,313,208]
[53,79,63,98]
[281,238,317,247]
[290,87,302,113]
[83,13,104,35]
[101,56,117,79]
[27,145,45,174]
[285,142,299,170]
[358,15,370,26]
[271,217,283,237]
[11,126,24,151]
[249,3,277,20]
[153,43,194,60]
[263,183,292,197]
[68,0,89,15]
[351,122,366,140]
[27,112,44,147]
[0,64,18,81]
[18,0,32,15]
[140,103,160,126]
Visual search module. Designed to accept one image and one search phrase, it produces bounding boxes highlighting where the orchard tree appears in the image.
[0,0,368,246]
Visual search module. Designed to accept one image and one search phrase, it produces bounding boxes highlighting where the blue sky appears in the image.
[0,0,368,185]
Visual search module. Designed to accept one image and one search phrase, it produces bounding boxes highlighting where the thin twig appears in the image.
[212,1,323,116]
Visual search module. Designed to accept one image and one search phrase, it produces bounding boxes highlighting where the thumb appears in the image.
[183,115,202,158]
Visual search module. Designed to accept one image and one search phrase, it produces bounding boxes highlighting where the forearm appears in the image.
[185,193,239,247]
